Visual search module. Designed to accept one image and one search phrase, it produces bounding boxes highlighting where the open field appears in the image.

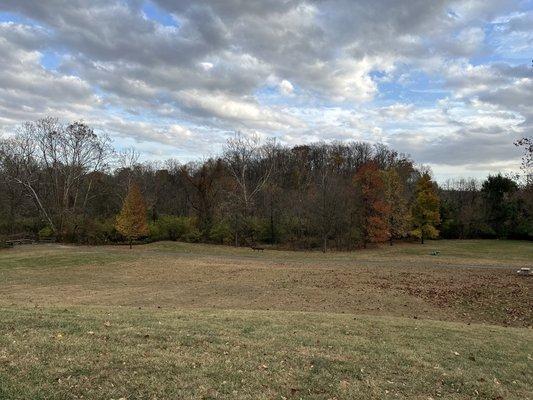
[0,240,532,399]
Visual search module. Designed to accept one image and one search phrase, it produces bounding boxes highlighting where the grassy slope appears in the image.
[0,240,532,399]
[1,307,531,400]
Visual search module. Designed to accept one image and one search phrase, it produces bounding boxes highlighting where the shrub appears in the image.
[209,220,232,244]
[38,226,55,240]
[183,228,202,243]
[0,235,10,249]
[84,219,119,245]
[149,216,198,242]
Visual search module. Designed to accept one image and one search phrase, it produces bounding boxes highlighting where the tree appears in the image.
[1,118,111,238]
[115,183,149,248]
[223,132,276,245]
[383,169,410,245]
[515,137,532,184]
[411,173,440,244]
[354,162,390,248]
[439,178,483,239]
[180,159,223,238]
[481,174,518,238]
[311,145,342,253]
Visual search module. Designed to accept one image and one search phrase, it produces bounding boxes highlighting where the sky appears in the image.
[0,0,531,182]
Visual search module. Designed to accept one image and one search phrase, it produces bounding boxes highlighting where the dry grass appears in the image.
[1,240,531,326]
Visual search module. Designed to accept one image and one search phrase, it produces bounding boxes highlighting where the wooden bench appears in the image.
[251,246,265,252]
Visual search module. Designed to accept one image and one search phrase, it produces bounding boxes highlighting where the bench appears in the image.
[251,246,265,252]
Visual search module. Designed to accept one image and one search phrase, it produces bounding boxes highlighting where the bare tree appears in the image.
[515,137,532,184]
[0,134,56,231]
[223,132,276,245]
[2,117,112,236]
[223,132,276,213]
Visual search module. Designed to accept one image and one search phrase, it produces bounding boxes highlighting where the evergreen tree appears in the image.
[383,169,410,245]
[411,173,440,244]
[116,183,149,248]
[481,174,518,238]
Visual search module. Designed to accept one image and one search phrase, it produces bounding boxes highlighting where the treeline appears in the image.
[0,117,531,249]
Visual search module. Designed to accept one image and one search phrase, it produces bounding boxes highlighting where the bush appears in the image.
[149,216,198,242]
[477,224,497,239]
[58,218,119,245]
[508,220,533,241]
[0,235,10,249]
[0,217,42,237]
[183,228,202,243]
[84,219,119,245]
[439,218,462,239]
[209,220,232,244]
[38,226,55,240]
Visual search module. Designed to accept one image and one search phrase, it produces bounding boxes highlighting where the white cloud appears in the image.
[199,62,214,71]
[279,79,294,96]
[176,89,305,131]
[0,0,529,178]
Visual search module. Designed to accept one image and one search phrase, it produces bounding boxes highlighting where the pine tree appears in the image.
[411,173,440,244]
[116,183,149,249]
[355,162,390,248]
[383,169,410,245]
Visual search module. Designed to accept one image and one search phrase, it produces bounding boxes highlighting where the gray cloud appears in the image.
[0,0,530,180]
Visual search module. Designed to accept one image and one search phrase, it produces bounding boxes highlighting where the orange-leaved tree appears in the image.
[411,173,440,244]
[355,162,390,248]
[115,183,149,248]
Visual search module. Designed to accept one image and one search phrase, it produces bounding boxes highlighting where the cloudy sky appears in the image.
[0,0,531,181]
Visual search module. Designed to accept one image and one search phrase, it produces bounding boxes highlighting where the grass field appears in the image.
[0,240,532,399]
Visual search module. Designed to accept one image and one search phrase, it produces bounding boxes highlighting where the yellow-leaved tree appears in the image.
[115,183,149,248]
[411,173,440,244]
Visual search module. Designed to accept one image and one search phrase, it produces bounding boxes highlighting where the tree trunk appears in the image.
[389,235,393,246]
[129,238,133,249]
[269,197,275,244]
[421,235,424,245]
[322,235,327,253]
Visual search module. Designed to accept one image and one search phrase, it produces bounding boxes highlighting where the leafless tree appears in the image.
[2,117,112,236]
[223,132,276,213]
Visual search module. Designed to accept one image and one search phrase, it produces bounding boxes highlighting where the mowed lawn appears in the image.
[0,240,532,399]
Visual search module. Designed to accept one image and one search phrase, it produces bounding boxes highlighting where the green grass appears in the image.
[146,239,533,266]
[0,246,134,270]
[0,307,531,400]
[1,240,530,270]
[0,240,531,399]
